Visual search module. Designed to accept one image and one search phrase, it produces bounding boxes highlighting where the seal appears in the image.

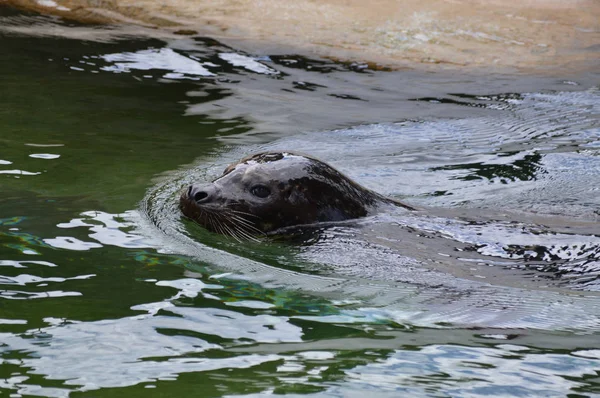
[179,152,413,240]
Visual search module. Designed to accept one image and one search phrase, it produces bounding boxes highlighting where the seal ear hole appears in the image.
[250,184,271,198]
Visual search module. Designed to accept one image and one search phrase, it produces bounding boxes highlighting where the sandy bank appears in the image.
[5,0,600,72]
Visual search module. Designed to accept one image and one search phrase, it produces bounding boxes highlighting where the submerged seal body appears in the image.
[180,152,413,239]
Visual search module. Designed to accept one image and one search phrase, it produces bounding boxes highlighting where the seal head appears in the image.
[180,152,411,239]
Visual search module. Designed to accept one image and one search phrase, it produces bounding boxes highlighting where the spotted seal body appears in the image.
[179,152,413,239]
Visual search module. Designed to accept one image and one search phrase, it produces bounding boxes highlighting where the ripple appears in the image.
[0,273,94,286]
[43,236,103,251]
[0,318,27,325]
[0,316,281,395]
[29,153,60,159]
[139,87,600,331]
[141,162,600,331]
[0,260,57,268]
[155,278,222,299]
[339,345,600,397]
[45,210,158,250]
[24,143,65,147]
[0,169,41,176]
[218,53,279,75]
[0,282,297,394]
[99,48,216,78]
[1,290,82,300]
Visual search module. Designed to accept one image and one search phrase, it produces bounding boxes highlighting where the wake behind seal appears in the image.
[179,152,414,239]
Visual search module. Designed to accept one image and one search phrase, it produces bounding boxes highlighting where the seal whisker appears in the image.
[206,211,219,234]
[228,214,266,239]
[237,224,265,240]
[236,229,256,242]
[204,211,215,229]
[217,221,229,238]
[233,224,262,242]
[228,213,264,234]
[214,212,237,240]
[228,209,261,220]
[210,213,227,238]
[207,213,218,234]
[223,213,263,242]
[223,222,244,243]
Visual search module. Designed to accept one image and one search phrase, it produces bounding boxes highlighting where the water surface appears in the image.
[1,7,599,397]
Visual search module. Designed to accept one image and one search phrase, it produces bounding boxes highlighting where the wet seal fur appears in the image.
[179,152,414,240]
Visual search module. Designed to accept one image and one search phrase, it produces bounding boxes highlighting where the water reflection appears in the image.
[100,47,216,78]
[431,152,544,182]
[0,314,282,394]
[0,169,42,175]
[29,153,61,159]
[50,210,154,249]
[341,345,600,397]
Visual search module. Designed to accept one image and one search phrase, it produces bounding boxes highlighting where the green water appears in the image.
[1,6,600,397]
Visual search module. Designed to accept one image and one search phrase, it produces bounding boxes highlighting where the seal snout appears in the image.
[187,184,215,204]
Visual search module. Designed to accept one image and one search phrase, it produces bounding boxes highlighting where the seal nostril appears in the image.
[194,191,208,202]
[187,185,193,197]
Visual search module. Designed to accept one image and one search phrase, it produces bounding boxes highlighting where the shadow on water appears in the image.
[1,5,600,398]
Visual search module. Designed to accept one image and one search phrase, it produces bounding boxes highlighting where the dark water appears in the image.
[1,6,600,397]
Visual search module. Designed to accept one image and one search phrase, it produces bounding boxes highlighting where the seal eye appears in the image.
[250,184,271,198]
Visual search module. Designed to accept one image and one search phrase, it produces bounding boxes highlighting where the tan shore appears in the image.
[4,0,600,73]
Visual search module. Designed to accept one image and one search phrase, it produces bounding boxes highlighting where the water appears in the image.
[1,6,599,397]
